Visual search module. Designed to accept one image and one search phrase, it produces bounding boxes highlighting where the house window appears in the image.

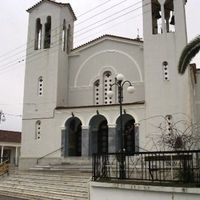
[35,18,42,50]
[94,80,100,105]
[152,0,162,34]
[62,19,66,51]
[35,121,41,140]
[103,71,112,105]
[44,16,51,49]
[38,76,44,96]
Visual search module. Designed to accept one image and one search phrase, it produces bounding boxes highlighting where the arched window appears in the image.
[94,80,100,105]
[103,71,113,105]
[93,70,115,105]
[67,24,71,53]
[164,0,175,33]
[152,0,162,34]
[35,120,41,140]
[35,18,42,50]
[38,76,43,96]
[44,16,51,49]
[62,19,66,51]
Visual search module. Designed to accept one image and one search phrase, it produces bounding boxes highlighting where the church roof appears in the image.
[72,34,143,52]
[27,0,77,20]
[0,130,21,143]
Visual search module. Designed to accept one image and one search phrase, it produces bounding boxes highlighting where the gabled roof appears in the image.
[27,0,77,20]
[0,130,21,143]
[72,34,143,52]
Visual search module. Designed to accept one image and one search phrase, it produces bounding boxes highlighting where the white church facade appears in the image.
[19,0,196,169]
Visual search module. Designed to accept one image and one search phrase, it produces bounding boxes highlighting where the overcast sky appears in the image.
[0,0,199,131]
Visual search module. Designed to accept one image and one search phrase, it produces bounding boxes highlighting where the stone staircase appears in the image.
[0,169,91,200]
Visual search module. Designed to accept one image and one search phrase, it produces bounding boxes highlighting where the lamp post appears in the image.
[0,110,6,124]
[108,74,135,178]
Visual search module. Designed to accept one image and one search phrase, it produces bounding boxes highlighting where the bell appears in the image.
[170,15,175,25]
[154,11,161,19]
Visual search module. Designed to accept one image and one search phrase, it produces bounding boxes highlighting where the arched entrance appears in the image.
[116,114,135,154]
[89,114,108,155]
[65,117,82,157]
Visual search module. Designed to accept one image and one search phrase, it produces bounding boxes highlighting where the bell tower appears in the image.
[23,0,76,119]
[143,0,192,139]
[20,0,76,163]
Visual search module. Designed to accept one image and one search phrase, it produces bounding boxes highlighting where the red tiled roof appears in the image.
[72,34,143,51]
[0,130,21,143]
[27,0,77,20]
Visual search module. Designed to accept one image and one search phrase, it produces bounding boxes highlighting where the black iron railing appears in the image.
[92,150,200,185]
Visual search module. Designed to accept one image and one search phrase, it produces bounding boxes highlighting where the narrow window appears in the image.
[152,0,162,34]
[62,19,66,51]
[165,115,173,135]
[162,61,169,81]
[164,0,175,33]
[35,121,41,140]
[44,16,51,49]
[94,80,100,105]
[35,18,42,50]
[67,25,71,53]
[38,76,44,96]
[103,71,112,105]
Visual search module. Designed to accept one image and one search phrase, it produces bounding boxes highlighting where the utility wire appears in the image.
[77,0,112,17]
[0,0,116,60]
[75,3,147,38]
[75,10,149,46]
[75,1,142,33]
[0,1,148,74]
[76,0,128,25]
[0,0,142,64]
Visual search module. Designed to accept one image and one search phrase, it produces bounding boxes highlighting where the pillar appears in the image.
[1,146,4,163]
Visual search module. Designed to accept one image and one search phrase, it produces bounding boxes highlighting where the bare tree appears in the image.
[145,114,200,151]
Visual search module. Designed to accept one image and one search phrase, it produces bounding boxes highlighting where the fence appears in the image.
[92,150,200,185]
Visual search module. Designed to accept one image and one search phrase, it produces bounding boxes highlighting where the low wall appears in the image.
[90,181,200,200]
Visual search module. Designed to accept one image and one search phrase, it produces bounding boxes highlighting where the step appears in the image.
[0,168,91,200]
[30,165,92,173]
[0,188,87,200]
[1,180,88,193]
[0,185,88,199]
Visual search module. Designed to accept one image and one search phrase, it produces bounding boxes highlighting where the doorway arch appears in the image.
[65,117,82,156]
[116,114,135,154]
[89,114,108,155]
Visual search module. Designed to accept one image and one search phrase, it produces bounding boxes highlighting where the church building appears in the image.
[19,0,196,169]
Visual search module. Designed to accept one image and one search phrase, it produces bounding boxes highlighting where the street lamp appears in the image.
[108,73,135,178]
[0,110,6,123]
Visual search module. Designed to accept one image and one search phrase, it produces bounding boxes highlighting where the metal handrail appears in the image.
[36,146,63,164]
[0,159,9,176]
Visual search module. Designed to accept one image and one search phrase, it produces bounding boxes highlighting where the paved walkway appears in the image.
[0,196,26,200]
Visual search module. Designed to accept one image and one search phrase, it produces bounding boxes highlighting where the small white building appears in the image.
[19,0,197,169]
[0,130,21,166]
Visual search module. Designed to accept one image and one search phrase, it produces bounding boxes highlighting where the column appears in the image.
[15,147,18,166]
[1,146,4,163]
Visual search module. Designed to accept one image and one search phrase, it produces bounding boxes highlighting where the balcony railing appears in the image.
[92,150,200,185]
